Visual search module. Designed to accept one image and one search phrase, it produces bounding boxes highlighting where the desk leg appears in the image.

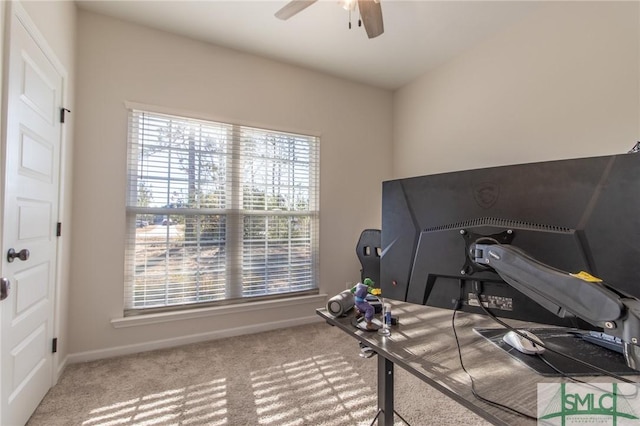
[377,354,394,426]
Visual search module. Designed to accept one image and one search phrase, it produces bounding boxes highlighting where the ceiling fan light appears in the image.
[339,0,357,12]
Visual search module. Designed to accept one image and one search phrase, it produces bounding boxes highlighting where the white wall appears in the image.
[70,10,393,358]
[9,0,76,377]
[393,1,640,178]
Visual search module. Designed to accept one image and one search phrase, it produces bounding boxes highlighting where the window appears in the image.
[125,109,319,313]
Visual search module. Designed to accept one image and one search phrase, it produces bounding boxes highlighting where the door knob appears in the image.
[0,278,9,300]
[7,248,29,263]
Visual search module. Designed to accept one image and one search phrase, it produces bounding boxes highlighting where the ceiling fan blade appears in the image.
[358,0,384,39]
[275,0,318,20]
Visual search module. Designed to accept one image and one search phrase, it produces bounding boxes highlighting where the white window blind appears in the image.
[125,109,319,313]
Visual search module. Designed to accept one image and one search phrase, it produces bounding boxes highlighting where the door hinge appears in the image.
[60,108,71,123]
[52,338,58,353]
[56,222,62,237]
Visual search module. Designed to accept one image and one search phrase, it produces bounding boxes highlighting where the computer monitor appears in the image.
[380,153,640,330]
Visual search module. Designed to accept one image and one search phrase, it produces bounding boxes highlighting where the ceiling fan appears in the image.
[275,0,384,39]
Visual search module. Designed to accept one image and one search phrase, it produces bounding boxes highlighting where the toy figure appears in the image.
[351,278,382,330]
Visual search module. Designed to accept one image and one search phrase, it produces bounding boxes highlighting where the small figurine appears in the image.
[351,278,382,330]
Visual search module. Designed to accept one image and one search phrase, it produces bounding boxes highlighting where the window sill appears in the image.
[111,293,328,329]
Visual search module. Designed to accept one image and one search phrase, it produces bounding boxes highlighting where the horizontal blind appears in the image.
[125,109,319,312]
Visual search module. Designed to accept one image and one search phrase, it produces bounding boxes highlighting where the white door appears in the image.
[1,5,63,425]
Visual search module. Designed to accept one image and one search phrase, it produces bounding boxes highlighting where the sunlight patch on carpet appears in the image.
[250,353,376,425]
[81,378,228,426]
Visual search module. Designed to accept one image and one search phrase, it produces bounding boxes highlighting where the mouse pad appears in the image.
[474,327,638,377]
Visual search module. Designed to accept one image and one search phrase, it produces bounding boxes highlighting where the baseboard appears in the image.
[67,315,324,364]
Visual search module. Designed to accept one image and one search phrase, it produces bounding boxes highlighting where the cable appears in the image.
[452,308,631,426]
[451,306,538,421]
[473,295,635,384]
[537,354,586,383]
[536,354,640,399]
[538,354,579,380]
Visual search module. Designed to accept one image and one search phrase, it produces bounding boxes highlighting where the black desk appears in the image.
[316,300,637,426]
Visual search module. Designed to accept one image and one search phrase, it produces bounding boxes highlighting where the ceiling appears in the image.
[76,1,543,90]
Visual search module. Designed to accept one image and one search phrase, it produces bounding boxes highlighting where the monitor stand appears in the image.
[474,327,638,377]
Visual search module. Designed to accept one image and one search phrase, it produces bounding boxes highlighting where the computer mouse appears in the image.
[502,330,545,355]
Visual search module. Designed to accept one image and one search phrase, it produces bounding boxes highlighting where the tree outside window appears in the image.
[125,109,319,313]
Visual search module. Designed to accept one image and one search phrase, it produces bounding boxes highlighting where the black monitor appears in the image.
[380,153,640,331]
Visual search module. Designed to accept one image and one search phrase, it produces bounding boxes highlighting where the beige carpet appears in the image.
[27,323,490,426]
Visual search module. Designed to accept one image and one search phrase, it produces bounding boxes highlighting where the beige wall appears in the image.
[393,1,640,178]
[70,10,393,357]
[45,0,640,361]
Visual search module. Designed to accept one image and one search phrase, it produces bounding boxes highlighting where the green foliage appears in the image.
[137,182,153,207]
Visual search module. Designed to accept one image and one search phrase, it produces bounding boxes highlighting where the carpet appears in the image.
[26,323,490,425]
